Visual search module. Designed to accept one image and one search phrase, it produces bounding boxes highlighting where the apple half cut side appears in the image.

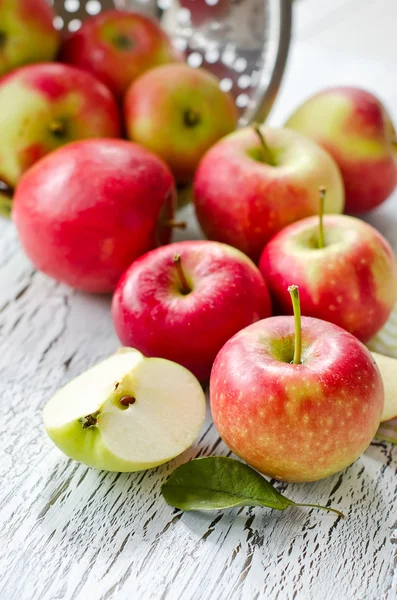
[371,351,397,422]
[43,349,206,472]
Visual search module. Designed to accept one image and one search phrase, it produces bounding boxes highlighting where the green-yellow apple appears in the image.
[13,139,176,293]
[285,87,397,214]
[0,0,60,77]
[0,63,121,217]
[210,286,384,482]
[112,240,272,381]
[371,352,397,422]
[259,194,397,342]
[60,9,179,98]
[124,63,239,183]
[193,126,344,262]
[43,349,206,472]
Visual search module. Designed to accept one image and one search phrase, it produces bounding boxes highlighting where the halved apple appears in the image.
[43,349,206,471]
[371,351,397,422]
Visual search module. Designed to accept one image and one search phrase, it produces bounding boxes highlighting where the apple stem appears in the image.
[288,285,302,365]
[295,502,345,519]
[318,186,326,249]
[253,123,275,166]
[164,218,187,230]
[173,254,191,295]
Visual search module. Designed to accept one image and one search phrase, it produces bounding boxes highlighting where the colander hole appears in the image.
[68,18,82,32]
[205,49,220,64]
[234,57,248,73]
[53,16,64,30]
[187,52,203,68]
[85,0,101,15]
[157,0,172,10]
[219,78,233,92]
[64,0,80,12]
[238,74,251,89]
[236,93,249,108]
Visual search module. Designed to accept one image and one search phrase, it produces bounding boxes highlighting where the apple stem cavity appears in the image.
[318,186,326,249]
[288,285,302,365]
[0,31,6,48]
[184,109,201,128]
[173,254,191,295]
[253,123,276,166]
[112,35,134,51]
[164,219,187,230]
[295,502,345,519]
[49,119,67,138]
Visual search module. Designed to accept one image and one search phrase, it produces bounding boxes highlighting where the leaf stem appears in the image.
[295,502,345,519]
[253,123,275,166]
[288,285,302,365]
[318,186,326,249]
[173,254,191,295]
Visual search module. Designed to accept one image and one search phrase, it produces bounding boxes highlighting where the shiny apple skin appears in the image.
[13,139,176,293]
[0,62,121,211]
[124,64,238,183]
[286,87,397,214]
[112,240,272,381]
[259,215,397,342]
[193,126,344,262]
[210,316,384,482]
[60,10,178,98]
[0,0,60,77]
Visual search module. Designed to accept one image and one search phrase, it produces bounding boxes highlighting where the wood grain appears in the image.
[1,2,397,594]
[0,202,397,600]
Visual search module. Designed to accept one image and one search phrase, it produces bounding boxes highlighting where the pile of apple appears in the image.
[4,1,397,484]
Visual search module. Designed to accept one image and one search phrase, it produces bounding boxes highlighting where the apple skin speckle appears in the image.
[210,316,384,483]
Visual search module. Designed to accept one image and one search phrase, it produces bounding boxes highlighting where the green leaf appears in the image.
[161,457,344,517]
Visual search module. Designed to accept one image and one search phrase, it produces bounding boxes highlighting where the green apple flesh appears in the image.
[43,349,206,471]
[371,352,397,422]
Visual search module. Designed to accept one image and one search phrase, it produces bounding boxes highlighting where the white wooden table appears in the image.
[1,3,397,599]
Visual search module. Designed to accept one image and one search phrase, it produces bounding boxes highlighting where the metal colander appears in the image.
[52,0,292,124]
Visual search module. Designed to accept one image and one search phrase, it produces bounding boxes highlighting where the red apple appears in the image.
[124,63,239,183]
[112,240,272,381]
[179,0,229,26]
[13,139,176,293]
[286,87,397,213]
[0,0,60,77]
[210,286,384,482]
[259,196,397,342]
[193,125,345,262]
[60,9,178,98]
[0,63,121,217]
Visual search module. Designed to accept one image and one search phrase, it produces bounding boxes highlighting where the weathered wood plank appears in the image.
[0,206,397,600]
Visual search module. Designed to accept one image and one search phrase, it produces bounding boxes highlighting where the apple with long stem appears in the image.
[13,139,176,293]
[112,240,272,381]
[285,87,397,213]
[259,187,397,342]
[43,349,206,472]
[193,125,344,262]
[0,63,121,217]
[210,286,384,482]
